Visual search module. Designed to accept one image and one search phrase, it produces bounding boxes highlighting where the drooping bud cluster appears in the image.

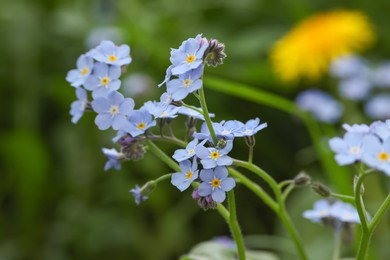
[203,39,227,67]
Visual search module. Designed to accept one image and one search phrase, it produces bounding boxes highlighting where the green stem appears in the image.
[198,86,218,144]
[228,190,246,260]
[228,168,278,211]
[332,228,342,260]
[146,140,180,172]
[282,184,295,202]
[146,135,187,148]
[330,192,355,204]
[248,145,254,164]
[355,172,370,260]
[217,203,230,221]
[154,173,172,183]
[368,193,390,231]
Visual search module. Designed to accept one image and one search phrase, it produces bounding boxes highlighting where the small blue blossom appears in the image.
[102,148,124,171]
[167,65,204,100]
[303,199,360,224]
[142,101,180,119]
[170,34,209,75]
[91,91,134,130]
[84,62,122,98]
[178,106,214,120]
[214,120,245,140]
[129,185,148,205]
[371,62,390,88]
[159,92,173,106]
[198,166,236,203]
[235,118,267,137]
[329,132,367,165]
[361,135,390,176]
[338,76,372,101]
[342,123,370,134]
[295,89,343,123]
[171,159,199,191]
[364,95,390,120]
[88,40,132,66]
[125,109,156,137]
[329,55,368,79]
[70,87,88,124]
[195,140,233,169]
[369,120,390,140]
[173,139,205,162]
[66,54,94,87]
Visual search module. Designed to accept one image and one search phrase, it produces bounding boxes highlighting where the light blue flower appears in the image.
[84,62,122,98]
[171,159,199,191]
[198,166,235,203]
[167,65,204,100]
[193,121,221,142]
[214,120,245,140]
[66,54,94,87]
[195,140,233,169]
[364,95,390,120]
[303,199,360,224]
[142,101,180,119]
[129,185,148,205]
[102,148,124,171]
[329,55,368,79]
[159,92,173,106]
[342,123,370,134]
[173,139,205,162]
[88,40,131,66]
[70,87,88,124]
[178,106,214,120]
[369,120,390,141]
[371,62,390,88]
[296,89,343,123]
[235,118,267,137]
[338,77,372,101]
[170,34,209,75]
[91,91,134,130]
[125,109,156,137]
[361,135,390,176]
[329,132,367,165]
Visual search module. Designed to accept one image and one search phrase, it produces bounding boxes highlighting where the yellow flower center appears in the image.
[210,151,220,160]
[108,55,118,62]
[109,105,120,116]
[161,111,168,117]
[188,149,195,155]
[183,79,193,87]
[81,67,89,76]
[137,122,146,129]
[211,178,221,188]
[100,76,111,86]
[186,55,195,63]
[378,152,389,161]
[185,171,193,180]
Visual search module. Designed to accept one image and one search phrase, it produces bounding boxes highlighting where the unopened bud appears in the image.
[311,182,331,197]
[140,180,157,195]
[204,39,227,67]
[216,137,228,149]
[192,189,217,210]
[294,172,311,187]
[122,142,146,161]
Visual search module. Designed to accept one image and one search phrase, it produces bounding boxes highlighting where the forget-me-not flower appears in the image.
[198,166,236,203]
[364,95,390,120]
[66,54,94,87]
[235,118,267,137]
[170,34,209,75]
[338,76,372,101]
[167,65,204,100]
[84,62,122,98]
[129,185,149,205]
[371,62,390,88]
[195,140,233,169]
[70,87,88,124]
[329,132,367,165]
[142,101,180,119]
[329,55,368,79]
[88,40,132,66]
[361,135,390,176]
[125,109,156,137]
[102,148,124,171]
[173,139,205,162]
[171,159,199,191]
[369,120,390,141]
[342,123,370,134]
[91,91,134,130]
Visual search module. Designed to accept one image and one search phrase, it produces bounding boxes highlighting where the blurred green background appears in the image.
[1,0,389,259]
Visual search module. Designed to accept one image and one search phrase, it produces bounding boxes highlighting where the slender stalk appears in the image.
[248,145,254,164]
[228,190,246,260]
[368,193,390,231]
[332,228,342,260]
[154,173,172,183]
[146,135,187,148]
[198,86,218,144]
[282,184,295,202]
[330,192,355,204]
[355,172,370,260]
[146,140,181,172]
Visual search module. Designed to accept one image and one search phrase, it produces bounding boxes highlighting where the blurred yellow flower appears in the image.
[270,10,375,83]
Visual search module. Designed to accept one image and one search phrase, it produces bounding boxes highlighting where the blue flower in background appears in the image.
[296,89,343,123]
[329,132,367,165]
[331,201,361,224]
[129,185,148,205]
[195,140,233,169]
[369,120,390,140]
[102,148,124,171]
[329,55,368,79]
[361,134,390,176]
[84,62,122,98]
[88,40,132,66]
[70,87,88,124]
[364,95,390,120]
[371,62,390,88]
[91,91,134,130]
[126,109,156,137]
[338,76,372,101]
[173,139,205,162]
[170,34,208,75]
[171,159,199,191]
[235,118,267,137]
[66,54,94,87]
[167,65,204,100]
[198,166,235,203]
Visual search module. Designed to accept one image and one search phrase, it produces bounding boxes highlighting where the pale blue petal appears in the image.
[212,189,226,203]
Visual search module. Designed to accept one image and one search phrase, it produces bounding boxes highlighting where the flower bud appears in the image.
[216,137,228,149]
[311,182,331,197]
[294,172,311,187]
[204,39,227,67]
[192,189,217,210]
[122,142,146,161]
[140,180,157,195]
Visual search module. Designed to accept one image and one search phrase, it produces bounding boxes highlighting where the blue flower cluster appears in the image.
[66,35,267,205]
[303,199,361,226]
[329,120,390,175]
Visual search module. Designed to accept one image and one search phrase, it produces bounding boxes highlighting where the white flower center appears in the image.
[109,105,120,116]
